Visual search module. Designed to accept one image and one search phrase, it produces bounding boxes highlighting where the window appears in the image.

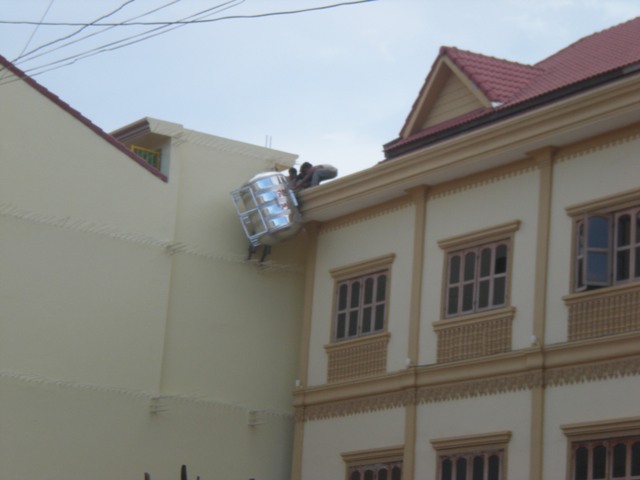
[342,446,403,480]
[563,417,640,480]
[438,451,503,480]
[445,241,509,317]
[331,254,394,342]
[439,222,519,319]
[131,145,161,170]
[431,431,510,480]
[335,271,388,340]
[574,206,640,292]
[570,437,640,480]
[348,461,402,480]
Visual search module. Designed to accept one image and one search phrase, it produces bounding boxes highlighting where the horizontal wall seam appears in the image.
[0,203,303,273]
[0,369,294,419]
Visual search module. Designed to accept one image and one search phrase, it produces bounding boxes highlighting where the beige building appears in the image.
[292,18,640,480]
[0,55,307,479]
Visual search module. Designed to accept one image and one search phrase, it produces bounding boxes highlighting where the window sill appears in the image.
[433,306,516,330]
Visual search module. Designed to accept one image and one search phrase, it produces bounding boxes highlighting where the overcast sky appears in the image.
[2,0,640,177]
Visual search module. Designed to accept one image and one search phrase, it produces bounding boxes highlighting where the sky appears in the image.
[2,0,640,177]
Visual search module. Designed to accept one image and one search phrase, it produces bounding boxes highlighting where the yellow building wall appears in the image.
[0,63,304,480]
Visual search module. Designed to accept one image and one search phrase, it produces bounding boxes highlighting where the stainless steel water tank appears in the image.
[230,171,302,247]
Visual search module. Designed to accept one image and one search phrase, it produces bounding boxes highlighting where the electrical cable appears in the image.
[1,0,375,27]
[22,0,245,77]
[14,0,139,64]
[0,0,376,83]
[14,0,56,60]
[0,0,244,83]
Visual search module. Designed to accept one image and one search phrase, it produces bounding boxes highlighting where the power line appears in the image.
[14,0,139,64]
[14,0,56,60]
[0,0,377,83]
[19,0,245,77]
[1,0,376,27]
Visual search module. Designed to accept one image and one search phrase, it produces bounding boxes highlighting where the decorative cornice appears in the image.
[418,371,543,404]
[555,121,640,163]
[428,158,536,200]
[319,196,413,234]
[302,389,412,421]
[296,333,640,421]
[545,355,640,387]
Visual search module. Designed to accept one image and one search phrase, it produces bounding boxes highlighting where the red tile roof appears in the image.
[385,17,640,158]
[443,47,542,104]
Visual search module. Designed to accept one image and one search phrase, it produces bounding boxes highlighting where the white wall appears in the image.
[543,376,640,479]
[416,390,531,479]
[421,168,541,364]
[308,205,415,386]
[301,408,405,480]
[545,138,640,344]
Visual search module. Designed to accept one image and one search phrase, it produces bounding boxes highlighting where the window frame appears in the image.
[131,144,162,170]
[438,221,520,320]
[431,431,511,480]
[562,417,640,480]
[330,254,395,343]
[567,188,640,293]
[342,446,404,480]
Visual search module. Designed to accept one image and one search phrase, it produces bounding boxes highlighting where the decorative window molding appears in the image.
[330,254,395,342]
[563,282,640,341]
[437,221,521,252]
[431,431,511,480]
[567,187,640,293]
[432,307,515,363]
[325,332,390,383]
[439,221,520,320]
[330,254,397,282]
[342,446,403,480]
[326,254,395,383]
[562,417,640,480]
[565,188,640,340]
[562,417,640,440]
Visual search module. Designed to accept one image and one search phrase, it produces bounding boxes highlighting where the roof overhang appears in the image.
[298,71,640,222]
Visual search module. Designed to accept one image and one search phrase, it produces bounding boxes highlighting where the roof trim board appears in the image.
[401,55,492,139]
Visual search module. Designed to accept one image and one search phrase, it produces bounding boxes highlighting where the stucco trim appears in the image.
[341,445,404,465]
[319,196,413,234]
[295,332,640,421]
[430,430,512,453]
[561,416,640,440]
[437,220,521,251]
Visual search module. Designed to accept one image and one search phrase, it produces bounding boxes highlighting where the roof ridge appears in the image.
[443,46,539,70]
